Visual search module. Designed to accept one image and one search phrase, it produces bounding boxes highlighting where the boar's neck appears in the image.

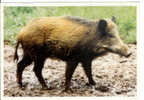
[71,38,107,61]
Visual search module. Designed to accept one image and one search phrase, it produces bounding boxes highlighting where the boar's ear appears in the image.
[112,16,116,23]
[98,19,107,36]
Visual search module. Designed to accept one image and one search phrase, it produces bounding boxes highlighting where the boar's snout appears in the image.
[97,18,132,58]
[123,50,132,57]
[119,44,132,57]
[125,50,132,57]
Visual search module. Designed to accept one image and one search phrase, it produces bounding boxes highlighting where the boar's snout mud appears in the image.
[14,16,131,91]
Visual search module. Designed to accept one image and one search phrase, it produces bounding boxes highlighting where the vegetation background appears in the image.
[4,6,136,45]
[3,6,137,96]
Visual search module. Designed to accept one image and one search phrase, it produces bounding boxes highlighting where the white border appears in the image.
[1,0,141,3]
[1,2,139,100]
[1,2,4,100]
[138,0,144,100]
[0,1,2,100]
[1,97,138,100]
[1,2,139,6]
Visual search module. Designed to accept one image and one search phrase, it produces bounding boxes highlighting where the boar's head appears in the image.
[96,17,131,57]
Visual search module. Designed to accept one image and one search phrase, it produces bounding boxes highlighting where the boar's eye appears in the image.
[98,19,107,36]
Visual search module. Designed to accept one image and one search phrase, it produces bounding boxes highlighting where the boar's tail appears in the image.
[14,41,20,62]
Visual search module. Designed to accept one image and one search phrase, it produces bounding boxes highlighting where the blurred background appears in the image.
[4,6,136,45]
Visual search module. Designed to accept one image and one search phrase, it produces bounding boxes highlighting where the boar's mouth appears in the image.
[104,48,131,58]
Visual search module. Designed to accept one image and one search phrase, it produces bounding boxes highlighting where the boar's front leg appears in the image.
[82,60,96,85]
[33,55,48,90]
[65,61,79,91]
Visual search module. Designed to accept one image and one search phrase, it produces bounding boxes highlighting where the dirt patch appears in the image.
[3,44,136,97]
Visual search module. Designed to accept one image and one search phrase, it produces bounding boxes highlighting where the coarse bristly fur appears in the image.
[14,16,131,91]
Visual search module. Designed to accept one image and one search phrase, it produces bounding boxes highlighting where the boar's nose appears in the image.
[120,44,132,57]
[125,52,132,57]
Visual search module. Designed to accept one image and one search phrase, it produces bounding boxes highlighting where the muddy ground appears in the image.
[4,44,136,97]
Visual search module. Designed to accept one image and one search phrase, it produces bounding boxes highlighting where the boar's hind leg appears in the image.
[65,61,79,91]
[82,61,96,85]
[17,55,33,88]
[33,55,48,90]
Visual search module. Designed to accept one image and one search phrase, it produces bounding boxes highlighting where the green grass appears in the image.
[4,6,136,45]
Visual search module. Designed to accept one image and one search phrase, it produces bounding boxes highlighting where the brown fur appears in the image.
[17,17,90,48]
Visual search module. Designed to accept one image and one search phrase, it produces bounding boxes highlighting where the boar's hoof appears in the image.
[18,82,28,90]
[41,86,49,90]
[90,81,96,85]
[86,81,96,86]
[18,83,23,88]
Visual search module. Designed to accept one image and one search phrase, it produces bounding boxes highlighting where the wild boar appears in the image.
[14,16,131,91]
